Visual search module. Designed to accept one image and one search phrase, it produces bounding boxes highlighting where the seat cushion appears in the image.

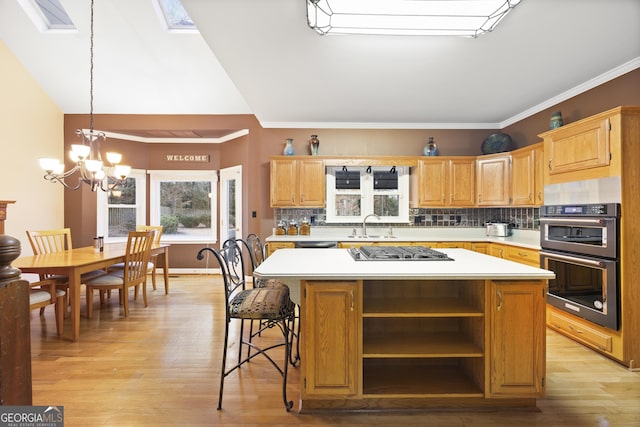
[255,277,289,290]
[84,273,124,288]
[229,287,293,320]
[30,289,65,304]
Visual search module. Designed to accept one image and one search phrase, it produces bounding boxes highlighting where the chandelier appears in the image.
[39,0,130,192]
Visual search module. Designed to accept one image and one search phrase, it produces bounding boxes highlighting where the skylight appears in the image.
[156,0,197,31]
[307,0,523,37]
[19,0,75,32]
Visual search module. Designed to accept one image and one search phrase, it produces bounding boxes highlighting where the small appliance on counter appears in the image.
[486,222,512,237]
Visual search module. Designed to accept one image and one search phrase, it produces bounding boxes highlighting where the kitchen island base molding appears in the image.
[298,397,538,413]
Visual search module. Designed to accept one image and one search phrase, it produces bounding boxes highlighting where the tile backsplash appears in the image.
[275,207,540,230]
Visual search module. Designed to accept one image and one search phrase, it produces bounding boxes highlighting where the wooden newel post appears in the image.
[0,234,32,405]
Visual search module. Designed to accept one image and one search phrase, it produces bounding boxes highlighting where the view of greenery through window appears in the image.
[160,181,211,236]
[108,178,137,237]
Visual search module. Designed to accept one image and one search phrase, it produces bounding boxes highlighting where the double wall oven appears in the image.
[540,203,620,330]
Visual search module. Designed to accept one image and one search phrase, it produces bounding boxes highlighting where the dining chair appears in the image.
[26,228,105,314]
[29,279,65,336]
[238,234,300,366]
[83,230,154,318]
[110,225,166,295]
[196,239,296,411]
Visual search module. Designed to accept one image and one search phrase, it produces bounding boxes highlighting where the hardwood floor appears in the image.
[29,275,640,426]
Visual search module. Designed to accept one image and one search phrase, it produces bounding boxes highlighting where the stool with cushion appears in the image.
[238,234,300,366]
[197,239,296,411]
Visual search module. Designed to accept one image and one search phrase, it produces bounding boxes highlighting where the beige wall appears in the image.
[0,40,64,256]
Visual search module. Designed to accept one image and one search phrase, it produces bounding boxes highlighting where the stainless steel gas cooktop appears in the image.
[348,245,454,261]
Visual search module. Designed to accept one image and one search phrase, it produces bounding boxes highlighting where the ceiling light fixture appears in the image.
[307,0,522,37]
[39,0,130,192]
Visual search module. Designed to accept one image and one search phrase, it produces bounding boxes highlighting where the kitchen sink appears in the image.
[346,235,397,239]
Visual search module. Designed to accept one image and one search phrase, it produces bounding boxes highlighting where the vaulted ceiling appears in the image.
[1,0,639,134]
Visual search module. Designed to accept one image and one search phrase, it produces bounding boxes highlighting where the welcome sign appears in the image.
[165,154,210,163]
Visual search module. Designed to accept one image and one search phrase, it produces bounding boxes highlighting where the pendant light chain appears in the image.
[89,0,95,133]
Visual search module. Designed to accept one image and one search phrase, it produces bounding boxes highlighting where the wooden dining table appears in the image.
[13,242,170,341]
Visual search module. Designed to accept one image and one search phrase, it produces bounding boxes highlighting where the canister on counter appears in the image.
[275,221,287,235]
[287,220,298,235]
[300,217,310,235]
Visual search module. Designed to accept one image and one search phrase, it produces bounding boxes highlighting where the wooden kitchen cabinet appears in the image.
[476,154,511,206]
[270,157,325,207]
[533,143,544,205]
[511,145,536,206]
[504,245,540,268]
[471,242,490,254]
[302,280,360,397]
[540,113,612,181]
[417,157,475,207]
[266,241,294,257]
[489,244,506,259]
[489,281,545,398]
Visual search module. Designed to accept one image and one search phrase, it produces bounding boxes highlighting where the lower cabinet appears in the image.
[302,281,360,397]
[489,281,545,397]
[300,278,546,409]
[266,241,294,257]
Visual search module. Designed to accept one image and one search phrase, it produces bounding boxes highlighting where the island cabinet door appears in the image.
[302,281,361,397]
[489,281,545,398]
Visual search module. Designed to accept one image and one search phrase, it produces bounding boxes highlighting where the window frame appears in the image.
[96,168,147,243]
[148,170,218,244]
[325,166,409,224]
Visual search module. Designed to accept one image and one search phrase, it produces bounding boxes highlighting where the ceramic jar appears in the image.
[549,111,563,130]
[309,135,320,156]
[423,136,438,156]
[283,138,295,155]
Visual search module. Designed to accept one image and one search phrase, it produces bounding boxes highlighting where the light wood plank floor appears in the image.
[29,275,640,426]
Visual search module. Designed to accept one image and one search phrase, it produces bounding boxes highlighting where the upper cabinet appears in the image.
[511,143,544,207]
[270,158,325,208]
[417,157,475,207]
[476,154,511,206]
[538,107,640,185]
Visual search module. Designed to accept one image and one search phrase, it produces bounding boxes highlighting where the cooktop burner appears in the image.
[348,245,454,261]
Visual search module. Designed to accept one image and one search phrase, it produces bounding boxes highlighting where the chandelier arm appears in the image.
[43,172,83,191]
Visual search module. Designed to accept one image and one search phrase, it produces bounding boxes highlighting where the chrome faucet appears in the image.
[362,214,380,237]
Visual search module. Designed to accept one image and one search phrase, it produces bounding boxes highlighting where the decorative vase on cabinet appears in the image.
[424,136,438,156]
[283,138,295,156]
[309,134,320,156]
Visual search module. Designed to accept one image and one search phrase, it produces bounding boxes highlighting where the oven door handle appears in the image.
[539,218,604,225]
[540,250,605,267]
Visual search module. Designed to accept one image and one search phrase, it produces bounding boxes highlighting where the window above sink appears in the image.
[326,166,409,224]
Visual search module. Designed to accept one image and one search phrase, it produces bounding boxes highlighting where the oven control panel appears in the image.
[541,203,619,217]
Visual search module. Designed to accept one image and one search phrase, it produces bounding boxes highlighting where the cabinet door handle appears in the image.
[548,159,552,170]
[350,289,354,312]
[497,288,503,311]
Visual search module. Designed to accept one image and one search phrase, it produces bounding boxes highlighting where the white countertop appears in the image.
[255,248,554,281]
[266,227,542,250]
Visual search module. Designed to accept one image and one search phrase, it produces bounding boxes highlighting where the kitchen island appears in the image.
[254,247,555,413]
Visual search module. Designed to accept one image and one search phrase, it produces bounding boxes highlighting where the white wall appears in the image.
[0,40,64,256]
